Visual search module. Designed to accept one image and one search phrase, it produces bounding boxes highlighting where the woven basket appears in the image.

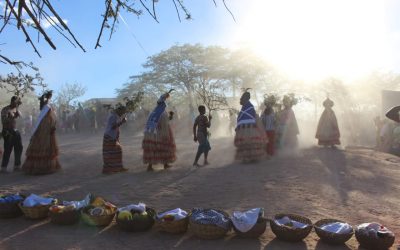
[116,207,156,232]
[19,203,52,220]
[355,225,395,250]
[233,217,268,238]
[314,219,354,245]
[0,202,23,218]
[155,209,189,234]
[49,209,80,225]
[81,207,116,227]
[0,194,25,219]
[270,213,313,242]
[189,209,231,240]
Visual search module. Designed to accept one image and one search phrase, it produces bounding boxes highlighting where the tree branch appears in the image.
[95,0,112,49]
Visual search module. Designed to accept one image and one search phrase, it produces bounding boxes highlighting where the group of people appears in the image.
[0,88,383,176]
[236,91,341,163]
[1,91,61,174]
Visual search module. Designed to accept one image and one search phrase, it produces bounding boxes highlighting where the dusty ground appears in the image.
[0,129,399,250]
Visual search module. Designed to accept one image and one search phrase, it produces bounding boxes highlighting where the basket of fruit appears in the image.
[314,219,354,245]
[270,213,313,242]
[0,194,25,218]
[189,208,232,240]
[154,208,189,234]
[232,208,267,238]
[355,222,395,250]
[116,204,156,232]
[49,204,80,225]
[19,194,57,220]
[81,197,117,227]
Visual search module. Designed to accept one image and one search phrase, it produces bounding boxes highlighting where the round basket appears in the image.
[19,203,52,220]
[154,209,189,234]
[355,224,395,250]
[270,213,313,242]
[0,202,23,218]
[50,209,80,225]
[116,207,156,232]
[81,207,116,227]
[233,217,268,238]
[0,195,25,219]
[189,210,231,240]
[314,219,354,245]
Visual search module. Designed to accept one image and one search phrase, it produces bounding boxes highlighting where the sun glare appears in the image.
[233,0,392,82]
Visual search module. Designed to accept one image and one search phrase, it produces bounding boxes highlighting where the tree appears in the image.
[56,82,87,108]
[0,0,235,64]
[118,44,281,111]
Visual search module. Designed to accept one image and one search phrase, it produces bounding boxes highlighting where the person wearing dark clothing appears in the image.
[1,96,23,173]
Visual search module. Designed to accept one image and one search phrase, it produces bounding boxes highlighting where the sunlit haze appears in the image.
[233,0,393,82]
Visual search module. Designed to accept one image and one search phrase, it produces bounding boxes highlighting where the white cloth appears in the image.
[22,194,54,207]
[62,194,92,210]
[231,208,261,233]
[31,104,50,136]
[156,208,188,221]
[118,202,146,212]
[320,222,352,234]
[275,216,308,229]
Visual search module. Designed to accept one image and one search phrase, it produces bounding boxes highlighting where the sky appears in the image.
[1,0,400,101]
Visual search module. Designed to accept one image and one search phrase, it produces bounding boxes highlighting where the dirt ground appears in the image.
[0,129,399,250]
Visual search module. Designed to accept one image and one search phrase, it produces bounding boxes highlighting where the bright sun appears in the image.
[233,0,392,82]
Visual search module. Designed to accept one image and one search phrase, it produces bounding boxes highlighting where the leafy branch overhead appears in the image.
[1,0,235,62]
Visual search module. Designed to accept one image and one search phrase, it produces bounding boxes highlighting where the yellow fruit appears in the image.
[118,211,133,220]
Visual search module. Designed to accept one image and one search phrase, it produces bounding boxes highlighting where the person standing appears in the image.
[102,106,128,174]
[234,91,266,162]
[192,105,212,167]
[142,92,176,171]
[261,105,276,156]
[1,96,23,173]
[22,91,61,175]
[277,95,299,149]
[315,98,341,147]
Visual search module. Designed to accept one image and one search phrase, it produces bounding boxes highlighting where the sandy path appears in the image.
[0,130,399,250]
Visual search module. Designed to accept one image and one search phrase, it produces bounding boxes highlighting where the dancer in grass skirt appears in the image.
[234,91,267,162]
[143,92,176,171]
[315,98,341,147]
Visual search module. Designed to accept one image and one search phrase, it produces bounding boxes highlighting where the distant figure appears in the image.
[102,106,128,174]
[1,96,23,173]
[192,105,212,167]
[261,105,276,156]
[228,109,236,136]
[315,98,341,147]
[379,119,394,153]
[143,92,176,171]
[277,95,299,149]
[22,91,61,175]
[234,90,266,162]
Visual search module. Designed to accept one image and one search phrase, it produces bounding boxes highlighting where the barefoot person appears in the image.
[193,105,212,167]
[102,106,128,174]
[142,91,176,171]
[234,90,266,162]
[315,98,341,147]
[1,96,23,173]
[22,91,61,175]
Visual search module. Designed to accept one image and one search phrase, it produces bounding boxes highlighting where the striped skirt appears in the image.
[102,135,124,173]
